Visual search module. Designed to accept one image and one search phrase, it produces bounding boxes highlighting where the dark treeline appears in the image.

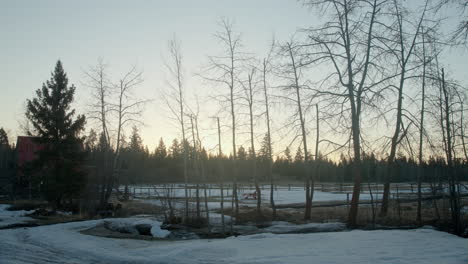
[83,129,468,186]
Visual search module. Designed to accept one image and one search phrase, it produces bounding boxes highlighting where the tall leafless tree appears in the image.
[202,18,243,219]
[83,59,113,207]
[416,29,428,226]
[380,0,428,216]
[216,117,226,233]
[85,61,147,206]
[84,59,111,145]
[439,68,464,235]
[241,66,262,215]
[163,36,190,220]
[261,43,277,219]
[302,0,385,226]
[110,66,147,198]
[279,41,313,220]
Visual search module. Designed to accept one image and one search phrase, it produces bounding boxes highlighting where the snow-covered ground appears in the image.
[0,204,35,228]
[0,219,467,264]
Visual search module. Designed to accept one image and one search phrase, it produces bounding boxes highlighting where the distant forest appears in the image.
[81,128,468,185]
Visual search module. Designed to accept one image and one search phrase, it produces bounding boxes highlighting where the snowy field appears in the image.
[127,184,412,205]
[138,190,371,212]
[0,219,467,264]
[129,184,438,212]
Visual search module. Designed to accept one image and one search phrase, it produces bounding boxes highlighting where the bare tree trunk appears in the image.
[244,68,261,216]
[194,115,210,230]
[460,100,468,161]
[312,104,320,206]
[381,0,427,216]
[165,37,189,220]
[368,181,376,228]
[204,19,242,221]
[286,42,312,220]
[231,74,239,221]
[417,30,427,226]
[217,117,226,234]
[190,115,201,222]
[440,68,462,235]
[107,67,145,204]
[262,57,276,219]
[84,60,112,208]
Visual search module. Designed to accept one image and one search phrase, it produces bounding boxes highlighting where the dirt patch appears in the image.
[80,223,158,240]
[117,200,166,217]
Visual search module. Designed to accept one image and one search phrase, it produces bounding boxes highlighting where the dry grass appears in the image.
[117,200,166,217]
[218,198,468,229]
[3,200,48,211]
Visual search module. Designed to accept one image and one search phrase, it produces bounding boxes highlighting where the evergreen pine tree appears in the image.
[284,147,292,164]
[294,147,304,163]
[26,60,86,208]
[0,128,9,146]
[154,138,167,161]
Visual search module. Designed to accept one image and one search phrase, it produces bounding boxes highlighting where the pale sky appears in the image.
[1,0,466,157]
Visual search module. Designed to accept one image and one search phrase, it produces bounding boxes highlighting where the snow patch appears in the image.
[0,204,35,228]
[103,217,170,238]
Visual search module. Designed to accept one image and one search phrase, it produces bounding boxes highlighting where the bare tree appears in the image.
[110,66,147,198]
[189,114,201,221]
[163,36,190,220]
[84,58,111,145]
[241,66,262,216]
[302,0,385,226]
[416,29,428,226]
[380,0,428,216]
[203,18,243,219]
[261,39,277,219]
[279,41,313,220]
[83,59,113,207]
[436,0,468,45]
[84,60,147,206]
[216,117,226,234]
[439,68,464,235]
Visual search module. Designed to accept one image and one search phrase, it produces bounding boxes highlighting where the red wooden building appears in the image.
[16,136,43,175]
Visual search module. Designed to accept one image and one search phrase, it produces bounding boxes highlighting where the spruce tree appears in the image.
[26,60,86,208]
[0,128,9,146]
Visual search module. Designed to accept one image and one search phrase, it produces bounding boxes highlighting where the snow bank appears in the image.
[104,217,170,238]
[0,220,467,264]
[0,204,35,228]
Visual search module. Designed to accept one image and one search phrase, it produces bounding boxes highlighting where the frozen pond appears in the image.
[125,183,436,208]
